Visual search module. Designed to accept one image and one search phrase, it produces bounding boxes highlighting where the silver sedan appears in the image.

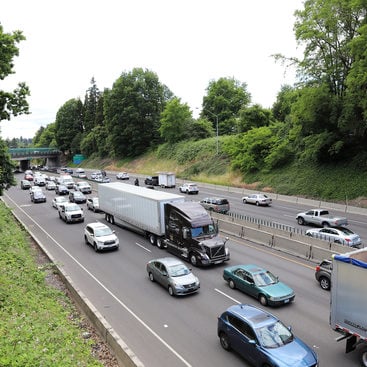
[242,193,272,206]
[146,257,200,296]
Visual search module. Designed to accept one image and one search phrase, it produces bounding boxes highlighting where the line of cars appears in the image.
[18,171,322,366]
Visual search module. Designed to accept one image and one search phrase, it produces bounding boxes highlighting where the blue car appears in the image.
[223,264,295,306]
[218,304,319,367]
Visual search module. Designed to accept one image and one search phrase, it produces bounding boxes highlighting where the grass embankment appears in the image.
[0,201,104,367]
[78,138,367,206]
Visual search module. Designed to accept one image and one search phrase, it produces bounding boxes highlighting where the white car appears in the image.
[30,186,42,196]
[52,196,69,209]
[306,227,362,248]
[86,197,100,212]
[84,222,119,252]
[58,203,84,223]
[45,181,57,190]
[242,194,272,206]
[74,181,92,194]
[116,172,129,180]
[179,183,199,194]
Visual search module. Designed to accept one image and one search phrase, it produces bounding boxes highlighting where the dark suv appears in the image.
[315,259,332,290]
[144,176,159,186]
[200,197,230,214]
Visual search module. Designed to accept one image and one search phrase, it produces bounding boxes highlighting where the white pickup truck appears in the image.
[58,203,84,223]
[296,209,348,227]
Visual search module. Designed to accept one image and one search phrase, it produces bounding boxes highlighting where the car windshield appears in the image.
[256,321,293,348]
[167,264,190,277]
[253,271,278,286]
[56,197,67,203]
[95,227,113,237]
[191,224,216,237]
[66,204,80,211]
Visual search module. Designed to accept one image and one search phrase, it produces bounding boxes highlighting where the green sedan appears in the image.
[223,264,295,306]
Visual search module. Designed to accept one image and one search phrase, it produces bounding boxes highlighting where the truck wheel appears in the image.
[190,254,198,266]
[322,222,330,228]
[156,238,163,249]
[259,294,268,306]
[358,344,367,367]
[319,276,331,290]
[297,217,305,225]
[149,234,156,246]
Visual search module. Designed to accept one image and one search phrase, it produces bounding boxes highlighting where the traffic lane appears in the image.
[5,184,358,366]
[4,191,197,367]
[211,238,349,366]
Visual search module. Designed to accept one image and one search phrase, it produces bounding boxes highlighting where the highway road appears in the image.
[4,171,366,366]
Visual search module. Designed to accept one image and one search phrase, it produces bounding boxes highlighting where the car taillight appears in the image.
[345,238,351,243]
[315,265,320,271]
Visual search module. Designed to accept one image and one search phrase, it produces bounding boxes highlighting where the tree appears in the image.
[33,123,57,147]
[104,68,169,157]
[202,77,251,136]
[0,24,30,194]
[55,99,84,154]
[278,0,367,163]
[159,98,192,144]
[238,104,274,133]
[0,25,30,121]
[83,77,100,133]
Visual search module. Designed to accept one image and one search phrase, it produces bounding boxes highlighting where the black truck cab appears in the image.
[164,202,230,266]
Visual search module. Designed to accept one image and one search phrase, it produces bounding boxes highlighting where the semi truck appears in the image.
[98,182,230,266]
[330,248,367,366]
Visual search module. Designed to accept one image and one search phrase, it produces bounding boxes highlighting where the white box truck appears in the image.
[330,248,367,366]
[158,172,176,188]
[98,182,230,266]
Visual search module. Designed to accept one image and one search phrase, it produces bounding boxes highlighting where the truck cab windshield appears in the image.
[191,224,216,238]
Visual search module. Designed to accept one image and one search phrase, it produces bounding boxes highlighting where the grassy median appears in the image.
[0,200,106,367]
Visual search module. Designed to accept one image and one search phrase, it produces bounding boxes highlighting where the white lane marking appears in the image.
[4,194,192,367]
[135,242,151,252]
[214,288,241,304]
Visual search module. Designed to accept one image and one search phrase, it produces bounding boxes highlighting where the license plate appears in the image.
[284,299,289,303]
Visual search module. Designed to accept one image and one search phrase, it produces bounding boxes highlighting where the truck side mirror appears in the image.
[183,228,189,239]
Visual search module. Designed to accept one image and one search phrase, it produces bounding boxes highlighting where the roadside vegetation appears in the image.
[0,201,108,367]
[79,138,367,206]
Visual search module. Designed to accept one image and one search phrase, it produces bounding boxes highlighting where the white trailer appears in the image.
[98,182,184,243]
[158,172,176,188]
[330,248,367,366]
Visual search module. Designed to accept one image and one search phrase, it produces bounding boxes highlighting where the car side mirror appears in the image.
[248,339,257,346]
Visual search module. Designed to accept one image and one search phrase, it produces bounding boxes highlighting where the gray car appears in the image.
[146,257,200,296]
[200,197,230,214]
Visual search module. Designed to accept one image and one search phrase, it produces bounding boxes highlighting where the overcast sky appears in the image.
[1,0,304,140]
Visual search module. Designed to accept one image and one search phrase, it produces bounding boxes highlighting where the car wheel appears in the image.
[297,217,305,225]
[148,272,154,282]
[242,199,247,204]
[168,285,174,296]
[219,332,231,351]
[190,254,198,266]
[228,279,236,289]
[93,243,98,252]
[319,276,331,290]
[256,201,260,206]
[93,207,96,213]
[322,222,330,228]
[259,294,268,306]
[84,235,89,245]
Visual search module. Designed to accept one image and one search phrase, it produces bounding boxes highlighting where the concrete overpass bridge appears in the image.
[9,148,61,171]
